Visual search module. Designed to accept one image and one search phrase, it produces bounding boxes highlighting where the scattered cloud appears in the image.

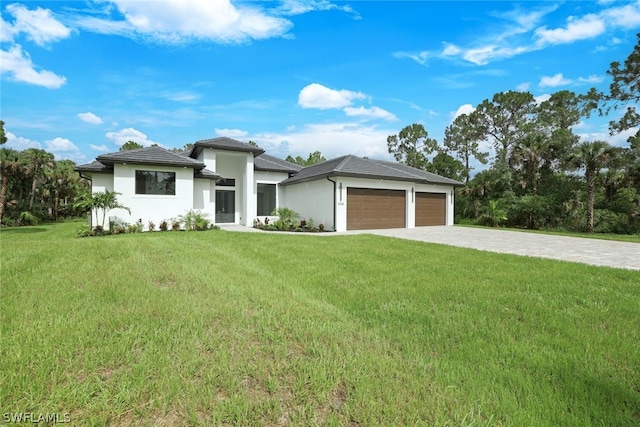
[578,74,604,84]
[214,128,248,137]
[535,94,552,104]
[535,14,606,45]
[2,3,71,46]
[5,131,41,150]
[517,82,531,91]
[75,0,293,44]
[44,137,87,162]
[90,144,110,152]
[251,122,395,160]
[539,73,572,88]
[162,91,201,102]
[105,127,161,147]
[0,45,67,89]
[396,2,640,67]
[77,112,103,125]
[277,0,360,19]
[451,104,475,121]
[298,83,367,109]
[577,126,638,147]
[343,106,397,121]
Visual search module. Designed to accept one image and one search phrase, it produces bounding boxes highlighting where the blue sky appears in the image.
[2,0,640,167]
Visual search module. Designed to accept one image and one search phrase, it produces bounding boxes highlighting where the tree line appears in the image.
[386,35,640,234]
[0,121,90,226]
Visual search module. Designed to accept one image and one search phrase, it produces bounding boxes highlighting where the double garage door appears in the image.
[346,188,445,230]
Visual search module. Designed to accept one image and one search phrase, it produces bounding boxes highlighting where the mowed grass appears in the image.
[2,222,639,426]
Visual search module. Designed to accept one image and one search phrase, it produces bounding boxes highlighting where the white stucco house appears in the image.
[76,137,463,232]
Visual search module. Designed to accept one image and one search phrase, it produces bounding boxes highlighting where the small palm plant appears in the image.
[479,200,508,227]
[178,209,211,231]
[271,207,300,230]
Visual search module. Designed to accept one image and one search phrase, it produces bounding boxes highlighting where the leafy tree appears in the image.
[536,90,582,167]
[0,120,7,145]
[119,141,143,151]
[565,141,618,233]
[602,33,640,139]
[387,123,438,169]
[0,148,21,223]
[285,151,327,166]
[247,140,259,147]
[427,151,465,181]
[444,113,489,182]
[305,150,326,166]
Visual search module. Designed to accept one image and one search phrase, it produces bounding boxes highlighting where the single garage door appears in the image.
[415,192,446,226]
[347,188,406,230]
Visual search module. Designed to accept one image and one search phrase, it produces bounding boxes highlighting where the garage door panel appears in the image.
[415,192,445,226]
[347,188,405,230]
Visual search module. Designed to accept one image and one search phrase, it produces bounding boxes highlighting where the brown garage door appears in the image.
[415,192,446,226]
[347,188,406,230]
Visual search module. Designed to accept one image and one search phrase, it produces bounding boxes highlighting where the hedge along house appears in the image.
[76,137,462,231]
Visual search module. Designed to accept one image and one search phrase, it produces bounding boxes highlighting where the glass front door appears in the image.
[215,190,235,223]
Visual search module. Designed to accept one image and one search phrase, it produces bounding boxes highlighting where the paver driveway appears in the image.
[354,226,640,270]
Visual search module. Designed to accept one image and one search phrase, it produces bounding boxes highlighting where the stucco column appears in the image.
[243,154,255,226]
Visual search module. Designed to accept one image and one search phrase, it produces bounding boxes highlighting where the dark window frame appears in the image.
[135,170,176,195]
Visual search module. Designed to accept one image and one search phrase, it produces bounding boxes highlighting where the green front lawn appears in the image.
[2,222,639,425]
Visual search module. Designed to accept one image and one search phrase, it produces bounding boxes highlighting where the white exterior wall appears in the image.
[193,179,214,213]
[284,177,456,232]
[281,179,334,230]
[88,173,114,226]
[108,164,194,230]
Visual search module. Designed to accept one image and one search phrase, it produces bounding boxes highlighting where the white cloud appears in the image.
[163,91,200,102]
[45,137,78,152]
[577,126,638,147]
[90,144,110,152]
[601,2,640,28]
[451,104,475,121]
[535,14,606,45]
[343,106,398,121]
[539,73,572,88]
[4,3,71,46]
[462,45,528,65]
[298,83,367,109]
[534,94,552,104]
[393,50,429,65]
[214,128,248,137]
[77,112,103,125]
[251,122,395,160]
[0,45,67,89]
[517,82,531,91]
[44,137,87,162]
[105,128,160,147]
[77,0,293,44]
[578,74,604,84]
[5,131,41,150]
[277,0,359,18]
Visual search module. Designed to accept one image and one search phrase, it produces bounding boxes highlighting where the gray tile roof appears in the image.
[194,168,221,180]
[97,146,205,168]
[280,155,464,186]
[254,153,302,173]
[74,161,114,173]
[190,137,265,157]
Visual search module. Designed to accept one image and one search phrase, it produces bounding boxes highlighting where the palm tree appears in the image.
[566,141,618,233]
[75,191,130,231]
[0,148,21,223]
[23,148,54,211]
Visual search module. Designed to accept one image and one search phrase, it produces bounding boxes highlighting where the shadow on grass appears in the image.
[1,227,48,234]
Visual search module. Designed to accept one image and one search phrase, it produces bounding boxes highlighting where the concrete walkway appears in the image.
[355,226,640,271]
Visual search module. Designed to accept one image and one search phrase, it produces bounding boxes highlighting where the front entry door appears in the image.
[216,190,235,223]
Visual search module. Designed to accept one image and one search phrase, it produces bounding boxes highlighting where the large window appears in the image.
[135,170,176,195]
[257,183,276,216]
